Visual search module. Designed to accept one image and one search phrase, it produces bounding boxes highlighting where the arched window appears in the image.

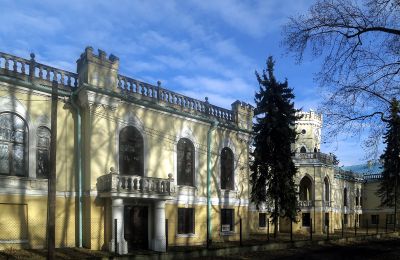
[119,126,144,176]
[300,146,307,153]
[221,147,234,190]
[299,176,312,201]
[344,187,348,206]
[314,147,318,153]
[324,177,329,201]
[37,126,50,178]
[0,113,28,176]
[177,138,194,186]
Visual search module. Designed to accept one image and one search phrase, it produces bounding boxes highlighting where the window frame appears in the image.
[221,208,234,232]
[177,208,195,235]
[220,147,234,190]
[259,212,267,228]
[36,126,50,179]
[119,126,144,176]
[177,138,195,187]
[0,112,28,177]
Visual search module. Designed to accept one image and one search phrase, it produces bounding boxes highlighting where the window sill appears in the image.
[258,226,267,230]
[220,231,236,236]
[176,233,197,238]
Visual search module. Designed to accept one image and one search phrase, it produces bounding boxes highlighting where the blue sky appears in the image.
[0,0,371,166]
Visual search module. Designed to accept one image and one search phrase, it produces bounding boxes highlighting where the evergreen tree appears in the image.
[378,98,400,228]
[250,57,299,237]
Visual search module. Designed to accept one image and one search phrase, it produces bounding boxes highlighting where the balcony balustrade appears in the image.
[97,168,175,199]
[298,200,313,207]
[293,152,334,165]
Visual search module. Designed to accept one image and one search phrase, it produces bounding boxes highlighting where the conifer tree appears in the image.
[378,98,400,230]
[250,57,299,237]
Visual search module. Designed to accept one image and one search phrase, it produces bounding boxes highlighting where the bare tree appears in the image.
[283,0,400,157]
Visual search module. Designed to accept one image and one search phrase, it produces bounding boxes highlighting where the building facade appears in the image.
[0,48,396,254]
[0,48,253,253]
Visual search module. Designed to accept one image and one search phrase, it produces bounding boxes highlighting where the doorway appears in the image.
[124,205,148,250]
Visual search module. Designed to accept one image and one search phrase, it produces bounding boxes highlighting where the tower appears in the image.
[295,110,322,153]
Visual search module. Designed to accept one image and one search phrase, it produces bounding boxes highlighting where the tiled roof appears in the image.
[342,162,382,176]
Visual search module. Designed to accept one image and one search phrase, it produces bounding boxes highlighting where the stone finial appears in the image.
[157,80,161,87]
[109,54,119,62]
[110,167,116,174]
[205,97,209,103]
[168,173,173,180]
[98,49,107,60]
[30,53,35,60]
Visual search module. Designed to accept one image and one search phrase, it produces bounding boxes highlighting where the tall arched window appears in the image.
[119,126,144,176]
[300,146,307,153]
[177,138,194,186]
[221,147,234,190]
[299,176,312,201]
[0,113,28,176]
[37,126,50,178]
[324,177,330,202]
[343,187,348,206]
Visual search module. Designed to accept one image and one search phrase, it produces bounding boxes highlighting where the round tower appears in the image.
[295,110,322,153]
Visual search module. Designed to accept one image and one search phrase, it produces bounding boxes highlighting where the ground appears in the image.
[194,237,400,260]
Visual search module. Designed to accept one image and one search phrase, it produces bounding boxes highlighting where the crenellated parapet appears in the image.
[76,46,120,89]
[231,100,254,131]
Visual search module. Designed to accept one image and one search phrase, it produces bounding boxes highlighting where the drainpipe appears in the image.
[70,84,87,248]
[206,120,218,248]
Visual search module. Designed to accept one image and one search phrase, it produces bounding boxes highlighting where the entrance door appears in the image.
[124,206,148,250]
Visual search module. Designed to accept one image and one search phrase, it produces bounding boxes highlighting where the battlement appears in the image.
[296,110,323,124]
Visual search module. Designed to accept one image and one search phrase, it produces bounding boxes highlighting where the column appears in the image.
[110,198,128,254]
[151,200,166,252]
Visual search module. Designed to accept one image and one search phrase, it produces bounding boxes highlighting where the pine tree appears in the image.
[250,57,299,237]
[378,98,400,229]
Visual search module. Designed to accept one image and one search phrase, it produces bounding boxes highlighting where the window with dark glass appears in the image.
[36,126,50,178]
[343,188,348,206]
[344,214,348,225]
[221,209,234,232]
[221,147,234,190]
[177,138,194,186]
[371,215,379,225]
[0,113,27,176]
[302,213,310,227]
[387,214,394,224]
[300,146,307,153]
[119,126,144,176]
[178,208,195,234]
[259,213,267,228]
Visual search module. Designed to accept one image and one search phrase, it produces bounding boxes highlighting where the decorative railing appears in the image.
[324,201,331,207]
[298,200,313,207]
[364,173,382,181]
[0,52,78,88]
[117,74,234,122]
[355,205,362,211]
[293,152,334,165]
[97,169,175,196]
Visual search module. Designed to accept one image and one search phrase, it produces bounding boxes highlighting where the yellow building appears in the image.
[0,48,253,253]
[0,48,395,254]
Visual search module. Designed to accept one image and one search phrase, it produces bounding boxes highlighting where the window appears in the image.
[259,213,267,228]
[324,177,329,202]
[371,215,379,225]
[177,138,194,186]
[178,208,195,234]
[344,214,348,225]
[299,176,312,201]
[302,213,310,227]
[221,209,234,232]
[0,113,28,176]
[37,126,50,178]
[356,188,360,206]
[343,188,348,207]
[301,129,306,134]
[119,126,144,176]
[221,147,234,190]
[300,146,307,153]
[387,214,394,224]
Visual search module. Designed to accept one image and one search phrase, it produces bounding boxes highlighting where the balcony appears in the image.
[97,170,176,199]
[298,200,313,208]
[293,152,334,165]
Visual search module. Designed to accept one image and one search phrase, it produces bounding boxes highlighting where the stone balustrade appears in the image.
[298,200,313,207]
[293,152,334,165]
[117,74,234,122]
[0,52,78,88]
[97,170,175,198]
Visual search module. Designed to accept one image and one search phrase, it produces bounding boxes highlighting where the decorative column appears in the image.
[152,200,166,252]
[110,198,128,254]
